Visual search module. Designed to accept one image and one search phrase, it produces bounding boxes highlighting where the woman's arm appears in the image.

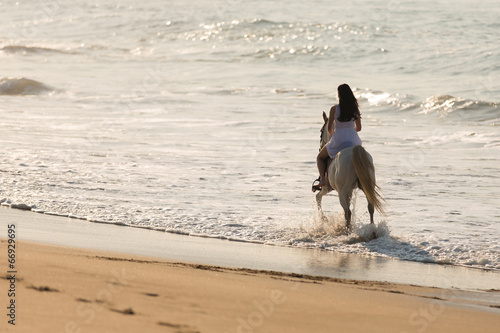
[355,117,362,132]
[327,106,335,136]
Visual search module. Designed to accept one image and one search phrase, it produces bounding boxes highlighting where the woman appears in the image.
[314,83,362,191]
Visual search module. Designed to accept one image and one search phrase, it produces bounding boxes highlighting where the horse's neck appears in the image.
[321,134,331,149]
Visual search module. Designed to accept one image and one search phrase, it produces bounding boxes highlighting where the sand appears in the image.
[1,239,499,333]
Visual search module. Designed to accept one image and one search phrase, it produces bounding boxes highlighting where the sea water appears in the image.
[0,0,499,270]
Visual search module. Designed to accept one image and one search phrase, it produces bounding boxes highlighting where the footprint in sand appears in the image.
[157,322,200,333]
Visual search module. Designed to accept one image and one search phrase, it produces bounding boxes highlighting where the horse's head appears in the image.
[319,111,331,150]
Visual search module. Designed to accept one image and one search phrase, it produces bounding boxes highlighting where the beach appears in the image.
[1,0,500,331]
[2,207,500,332]
[2,239,500,333]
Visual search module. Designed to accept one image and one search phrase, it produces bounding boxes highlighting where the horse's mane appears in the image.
[319,115,329,150]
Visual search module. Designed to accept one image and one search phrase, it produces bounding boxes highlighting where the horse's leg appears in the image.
[315,191,323,212]
[368,200,377,239]
[316,189,328,221]
[368,201,374,224]
[339,190,352,230]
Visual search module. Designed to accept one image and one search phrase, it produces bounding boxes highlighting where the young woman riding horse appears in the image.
[313,84,384,228]
[314,83,362,189]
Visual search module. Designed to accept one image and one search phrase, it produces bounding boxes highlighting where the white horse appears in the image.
[315,111,385,229]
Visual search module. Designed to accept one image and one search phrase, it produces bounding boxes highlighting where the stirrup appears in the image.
[311,177,322,192]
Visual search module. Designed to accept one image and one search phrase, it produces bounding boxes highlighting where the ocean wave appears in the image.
[172,18,368,62]
[0,45,69,55]
[419,95,499,121]
[0,77,56,96]
[358,89,499,122]
[357,89,421,113]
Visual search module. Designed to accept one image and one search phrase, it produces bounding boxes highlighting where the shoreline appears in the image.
[1,206,500,332]
[1,239,500,332]
[1,206,499,291]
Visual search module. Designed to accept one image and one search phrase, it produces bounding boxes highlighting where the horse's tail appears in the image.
[351,145,385,215]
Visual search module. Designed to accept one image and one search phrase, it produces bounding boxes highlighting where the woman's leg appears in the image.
[316,146,329,186]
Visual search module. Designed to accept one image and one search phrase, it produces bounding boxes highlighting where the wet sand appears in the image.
[1,240,499,333]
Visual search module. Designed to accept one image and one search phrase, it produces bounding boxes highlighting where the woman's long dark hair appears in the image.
[337,83,360,122]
